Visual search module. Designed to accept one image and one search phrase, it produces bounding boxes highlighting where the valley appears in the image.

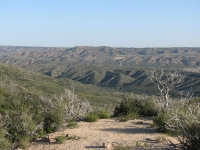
[0,46,200,97]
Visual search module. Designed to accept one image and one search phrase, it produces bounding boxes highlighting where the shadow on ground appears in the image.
[100,127,157,134]
[85,146,104,148]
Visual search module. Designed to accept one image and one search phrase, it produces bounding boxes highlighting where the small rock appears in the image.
[103,142,112,148]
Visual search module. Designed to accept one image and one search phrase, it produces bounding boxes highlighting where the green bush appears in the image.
[114,96,157,121]
[153,98,200,149]
[181,123,200,149]
[67,121,78,129]
[153,112,167,132]
[56,135,66,144]
[114,99,139,118]
[18,136,31,149]
[95,109,110,119]
[138,97,158,116]
[84,114,98,122]
[0,125,11,149]
[118,115,130,122]
[0,87,66,148]
[66,135,81,140]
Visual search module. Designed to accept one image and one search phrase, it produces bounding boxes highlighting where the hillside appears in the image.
[0,63,122,106]
[54,64,200,97]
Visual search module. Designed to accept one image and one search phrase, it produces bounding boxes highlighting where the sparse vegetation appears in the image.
[56,135,66,144]
[84,114,98,122]
[149,70,200,149]
[0,75,90,149]
[84,109,110,122]
[0,86,65,148]
[67,121,78,129]
[113,145,132,150]
[114,95,158,122]
[144,142,149,147]
[66,135,80,140]
[95,109,110,119]
[136,141,142,147]
[117,114,132,122]
[155,135,167,143]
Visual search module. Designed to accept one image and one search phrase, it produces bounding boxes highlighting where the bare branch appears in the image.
[147,69,186,109]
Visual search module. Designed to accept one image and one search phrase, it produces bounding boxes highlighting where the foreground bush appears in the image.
[56,135,66,144]
[153,112,167,132]
[84,114,98,122]
[0,124,11,149]
[94,109,110,119]
[118,115,130,122]
[153,98,200,149]
[83,109,110,122]
[0,87,65,149]
[114,95,158,121]
[0,84,90,149]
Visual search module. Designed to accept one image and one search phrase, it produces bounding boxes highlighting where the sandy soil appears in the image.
[28,118,181,150]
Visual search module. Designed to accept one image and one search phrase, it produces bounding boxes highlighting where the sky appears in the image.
[0,0,200,47]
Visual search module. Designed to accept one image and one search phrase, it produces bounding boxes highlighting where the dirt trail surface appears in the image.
[28,118,181,150]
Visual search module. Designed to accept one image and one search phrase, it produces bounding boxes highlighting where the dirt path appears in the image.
[28,118,181,150]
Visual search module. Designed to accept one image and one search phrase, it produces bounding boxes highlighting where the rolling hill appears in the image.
[0,46,200,97]
[0,46,200,68]
[0,63,123,107]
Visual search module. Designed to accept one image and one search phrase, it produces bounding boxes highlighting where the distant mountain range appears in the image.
[0,46,200,68]
[0,46,200,97]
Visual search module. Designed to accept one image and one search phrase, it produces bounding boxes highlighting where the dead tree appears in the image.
[54,88,91,120]
[164,95,200,149]
[147,69,186,109]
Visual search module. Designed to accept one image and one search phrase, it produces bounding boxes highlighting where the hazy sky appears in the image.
[0,0,200,47]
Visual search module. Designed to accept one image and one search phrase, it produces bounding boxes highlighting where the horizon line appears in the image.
[0,45,199,48]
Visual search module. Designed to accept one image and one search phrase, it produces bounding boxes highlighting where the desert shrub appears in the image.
[153,98,200,149]
[153,112,167,132]
[67,121,78,128]
[56,135,66,144]
[3,110,37,149]
[114,99,139,118]
[114,96,157,121]
[0,125,11,149]
[117,115,130,122]
[137,97,158,116]
[164,99,200,149]
[37,128,46,137]
[84,114,98,122]
[55,89,91,121]
[0,78,91,148]
[17,136,31,149]
[180,123,200,149]
[94,109,110,119]
[43,103,65,133]
[66,135,80,140]
[0,86,67,148]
